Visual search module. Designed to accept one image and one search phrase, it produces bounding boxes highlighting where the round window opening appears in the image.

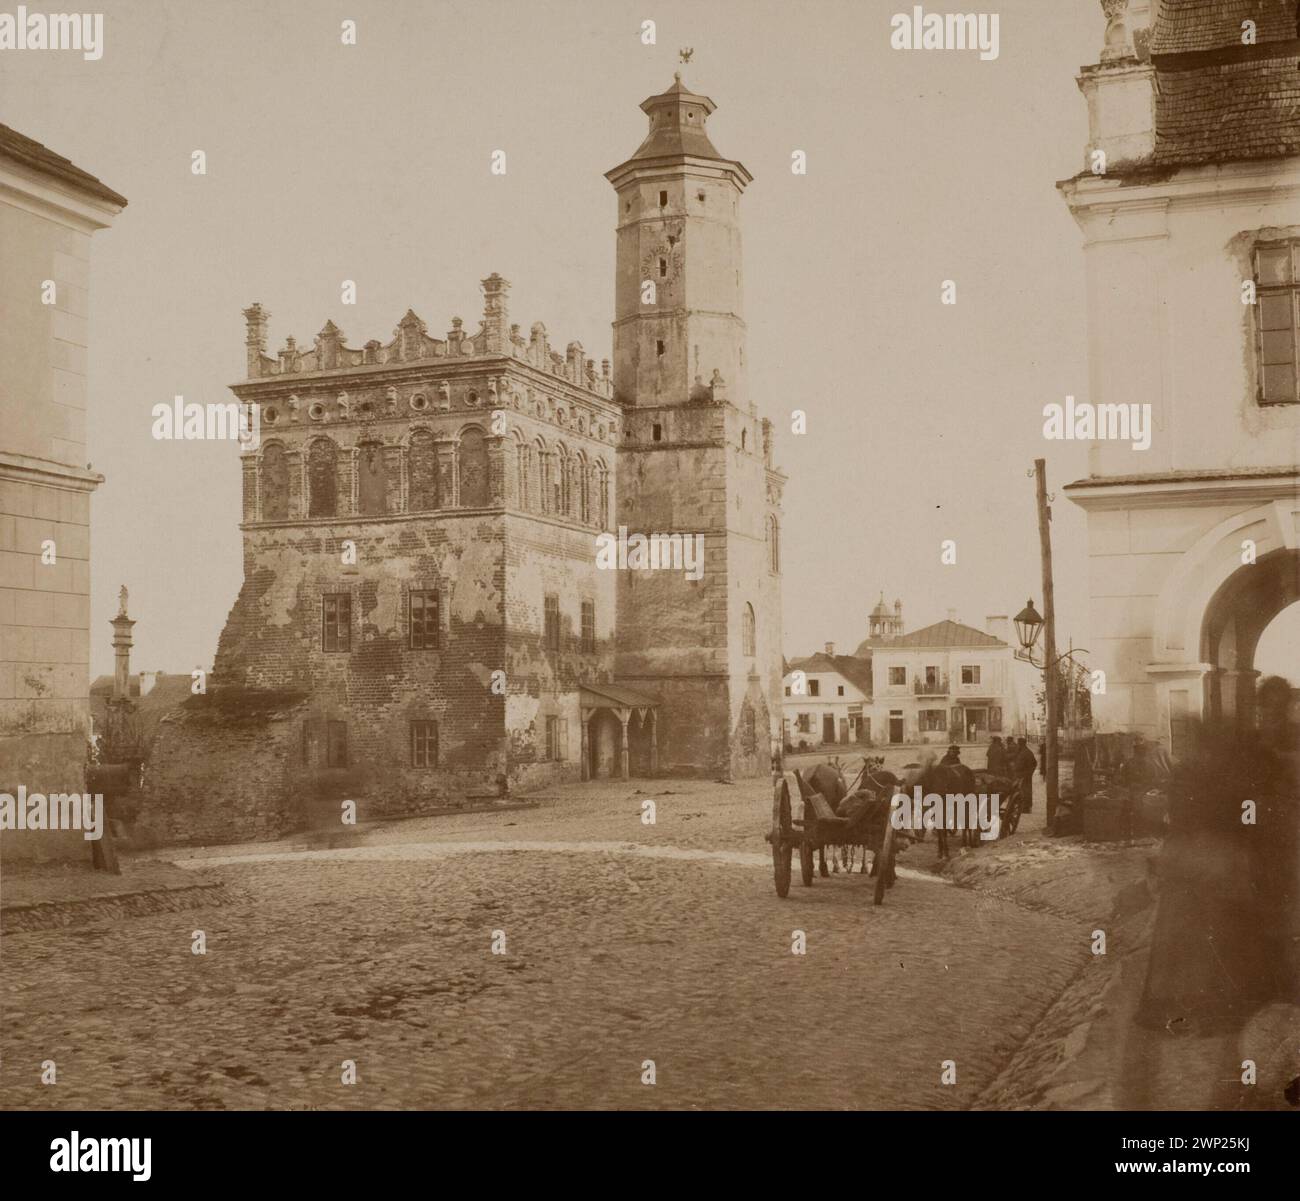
[263,407,278,424]
[308,402,326,421]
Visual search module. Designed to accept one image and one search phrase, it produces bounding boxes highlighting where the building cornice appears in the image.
[0,450,103,492]
[1064,467,1300,510]
[605,153,752,191]
[1059,158,1300,234]
[0,160,123,234]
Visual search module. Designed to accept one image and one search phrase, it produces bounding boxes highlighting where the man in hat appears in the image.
[986,736,1008,776]
[1015,737,1037,812]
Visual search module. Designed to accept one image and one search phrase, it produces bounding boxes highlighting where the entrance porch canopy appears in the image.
[579,683,660,779]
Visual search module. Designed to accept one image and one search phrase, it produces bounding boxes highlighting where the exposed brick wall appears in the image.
[214,513,509,811]
[137,705,306,846]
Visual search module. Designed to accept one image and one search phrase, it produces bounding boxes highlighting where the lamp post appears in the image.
[1014,596,1091,832]
[1013,597,1056,826]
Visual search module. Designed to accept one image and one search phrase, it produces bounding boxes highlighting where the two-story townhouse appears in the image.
[863,615,1032,746]
[781,644,873,749]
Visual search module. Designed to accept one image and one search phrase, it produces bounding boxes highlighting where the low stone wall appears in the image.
[135,699,308,848]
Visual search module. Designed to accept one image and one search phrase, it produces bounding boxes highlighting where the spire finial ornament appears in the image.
[678,47,693,65]
[117,585,129,617]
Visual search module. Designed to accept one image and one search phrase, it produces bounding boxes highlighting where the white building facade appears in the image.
[1062,2,1300,749]
[865,617,1033,747]
[782,646,872,749]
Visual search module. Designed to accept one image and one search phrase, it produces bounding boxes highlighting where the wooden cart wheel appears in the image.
[773,839,792,897]
[772,778,794,898]
[1002,784,1022,837]
[799,839,815,886]
[874,807,899,906]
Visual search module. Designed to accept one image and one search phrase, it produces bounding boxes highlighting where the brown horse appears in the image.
[806,758,903,875]
[896,755,987,860]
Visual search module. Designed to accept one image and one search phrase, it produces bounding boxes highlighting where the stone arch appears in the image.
[458,425,489,507]
[306,436,340,518]
[407,427,439,511]
[259,440,290,521]
[1153,498,1300,663]
[742,602,756,657]
[1200,548,1300,728]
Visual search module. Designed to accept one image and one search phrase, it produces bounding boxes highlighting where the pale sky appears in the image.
[3,0,1295,680]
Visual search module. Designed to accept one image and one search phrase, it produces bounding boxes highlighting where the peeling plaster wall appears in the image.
[503,513,615,787]
[214,513,509,809]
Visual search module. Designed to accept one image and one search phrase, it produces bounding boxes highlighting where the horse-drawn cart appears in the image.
[766,767,903,905]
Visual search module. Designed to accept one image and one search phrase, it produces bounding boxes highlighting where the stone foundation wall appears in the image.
[135,706,306,847]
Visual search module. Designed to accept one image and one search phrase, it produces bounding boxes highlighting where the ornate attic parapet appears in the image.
[240,273,614,399]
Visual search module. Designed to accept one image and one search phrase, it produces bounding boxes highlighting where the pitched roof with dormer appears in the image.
[785,653,875,699]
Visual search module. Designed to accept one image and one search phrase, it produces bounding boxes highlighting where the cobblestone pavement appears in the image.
[0,776,1103,1110]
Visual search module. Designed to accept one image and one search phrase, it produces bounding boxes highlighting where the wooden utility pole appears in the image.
[1034,459,1059,828]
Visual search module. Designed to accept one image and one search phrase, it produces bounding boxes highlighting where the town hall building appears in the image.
[147,76,786,835]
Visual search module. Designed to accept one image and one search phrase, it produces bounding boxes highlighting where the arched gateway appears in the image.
[1066,480,1300,749]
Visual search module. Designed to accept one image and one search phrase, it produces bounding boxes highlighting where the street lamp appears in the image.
[1014,599,1044,658]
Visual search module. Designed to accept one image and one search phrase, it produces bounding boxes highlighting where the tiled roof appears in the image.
[785,653,874,698]
[869,620,1006,651]
[0,121,127,207]
[1151,0,1297,55]
[1154,53,1300,165]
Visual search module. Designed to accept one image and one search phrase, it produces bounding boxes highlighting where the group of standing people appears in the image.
[938,736,1037,812]
[984,736,1037,812]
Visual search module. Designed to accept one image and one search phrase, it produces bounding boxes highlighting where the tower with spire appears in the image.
[606,73,785,778]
